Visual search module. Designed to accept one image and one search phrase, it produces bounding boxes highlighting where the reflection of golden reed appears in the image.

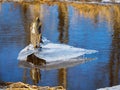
[30,17,42,48]
[71,3,120,24]
[58,3,69,43]
[30,67,41,85]
[27,54,46,84]
[0,3,1,13]
[109,5,120,86]
[58,68,67,89]
[20,2,120,32]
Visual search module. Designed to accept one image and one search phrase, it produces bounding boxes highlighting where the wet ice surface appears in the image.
[18,37,98,62]
[19,58,96,70]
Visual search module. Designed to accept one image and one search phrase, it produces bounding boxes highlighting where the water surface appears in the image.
[0,2,120,90]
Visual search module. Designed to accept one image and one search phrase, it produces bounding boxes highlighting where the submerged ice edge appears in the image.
[18,37,98,62]
[19,57,97,70]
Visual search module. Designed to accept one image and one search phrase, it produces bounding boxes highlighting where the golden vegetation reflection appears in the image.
[71,3,120,24]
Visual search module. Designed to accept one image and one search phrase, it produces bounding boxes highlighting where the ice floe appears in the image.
[18,37,98,62]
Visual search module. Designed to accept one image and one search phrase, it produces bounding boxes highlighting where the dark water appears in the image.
[0,2,120,90]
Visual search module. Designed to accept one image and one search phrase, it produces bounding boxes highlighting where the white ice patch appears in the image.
[18,37,98,62]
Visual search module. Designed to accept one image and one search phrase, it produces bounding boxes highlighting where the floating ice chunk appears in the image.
[18,44,37,60]
[18,37,98,62]
[36,43,97,62]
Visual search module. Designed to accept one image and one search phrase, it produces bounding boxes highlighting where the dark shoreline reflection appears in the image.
[58,3,69,44]
[109,6,120,86]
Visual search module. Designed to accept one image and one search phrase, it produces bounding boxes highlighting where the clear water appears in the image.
[0,2,120,90]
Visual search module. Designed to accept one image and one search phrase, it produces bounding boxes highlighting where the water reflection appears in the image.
[20,3,40,44]
[19,56,95,86]
[19,54,48,85]
[0,3,1,13]
[57,3,68,88]
[30,67,41,85]
[109,6,120,86]
[58,3,69,43]
[1,1,120,90]
[58,68,67,88]
[18,5,68,87]
[23,54,46,84]
[20,3,31,44]
[19,2,70,43]
[71,3,120,24]
[71,3,120,88]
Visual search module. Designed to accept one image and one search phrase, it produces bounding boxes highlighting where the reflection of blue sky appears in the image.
[67,6,112,90]
[42,5,59,43]
[0,3,25,82]
[0,2,116,90]
[0,45,23,82]
[68,6,112,50]
[40,70,58,86]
